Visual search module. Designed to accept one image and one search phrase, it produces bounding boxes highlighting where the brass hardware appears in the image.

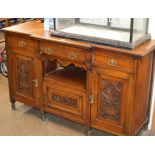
[18,40,26,47]
[33,79,39,88]
[44,47,53,54]
[90,94,94,104]
[108,59,118,66]
[69,52,77,60]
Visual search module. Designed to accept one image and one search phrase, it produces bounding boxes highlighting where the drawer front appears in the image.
[8,36,36,49]
[94,52,134,72]
[43,81,87,124]
[39,42,89,66]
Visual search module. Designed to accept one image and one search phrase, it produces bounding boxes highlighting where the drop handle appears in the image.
[33,79,39,88]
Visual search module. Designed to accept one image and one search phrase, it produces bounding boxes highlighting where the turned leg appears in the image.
[11,98,16,110]
[86,127,93,136]
[41,111,47,121]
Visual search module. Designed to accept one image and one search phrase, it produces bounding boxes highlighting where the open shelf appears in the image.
[44,65,86,91]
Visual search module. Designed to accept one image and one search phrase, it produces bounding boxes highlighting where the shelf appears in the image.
[44,66,86,91]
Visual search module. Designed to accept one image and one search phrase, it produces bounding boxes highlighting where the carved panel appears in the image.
[99,79,122,121]
[52,93,78,108]
[16,56,33,97]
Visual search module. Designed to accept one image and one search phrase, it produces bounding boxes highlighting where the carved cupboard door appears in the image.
[11,49,39,107]
[91,68,133,135]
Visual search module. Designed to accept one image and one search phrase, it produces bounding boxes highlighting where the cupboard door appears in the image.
[11,49,39,107]
[91,68,133,135]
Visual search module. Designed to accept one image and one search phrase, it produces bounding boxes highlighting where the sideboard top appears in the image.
[3,21,155,57]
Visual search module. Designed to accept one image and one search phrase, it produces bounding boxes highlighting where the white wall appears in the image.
[149,19,155,38]
[148,19,155,129]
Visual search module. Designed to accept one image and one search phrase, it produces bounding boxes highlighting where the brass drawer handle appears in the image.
[44,47,53,54]
[69,52,77,60]
[18,40,26,47]
[33,79,39,88]
[108,59,118,66]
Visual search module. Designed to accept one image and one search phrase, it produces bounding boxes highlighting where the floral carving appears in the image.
[16,57,33,97]
[52,93,78,108]
[100,80,122,121]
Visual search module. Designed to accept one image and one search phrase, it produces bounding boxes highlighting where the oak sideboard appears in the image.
[3,21,155,135]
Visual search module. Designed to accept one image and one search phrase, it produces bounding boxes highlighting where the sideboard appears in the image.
[3,21,155,135]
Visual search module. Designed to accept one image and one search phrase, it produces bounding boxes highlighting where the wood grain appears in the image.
[3,21,155,135]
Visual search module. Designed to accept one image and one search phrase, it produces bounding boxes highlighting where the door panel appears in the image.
[43,80,87,124]
[12,49,39,107]
[91,68,133,134]
[98,77,123,122]
[15,54,35,98]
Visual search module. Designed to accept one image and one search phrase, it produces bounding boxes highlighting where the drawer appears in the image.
[43,79,87,124]
[94,52,134,71]
[8,36,36,49]
[39,42,90,66]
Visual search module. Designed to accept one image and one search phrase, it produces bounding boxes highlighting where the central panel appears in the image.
[43,61,88,125]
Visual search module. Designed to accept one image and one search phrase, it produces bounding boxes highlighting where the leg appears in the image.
[86,127,93,136]
[11,98,16,110]
[41,111,47,121]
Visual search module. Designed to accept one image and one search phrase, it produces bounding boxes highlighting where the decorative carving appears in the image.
[52,58,87,71]
[52,93,78,108]
[100,79,122,121]
[16,57,33,97]
[38,51,87,70]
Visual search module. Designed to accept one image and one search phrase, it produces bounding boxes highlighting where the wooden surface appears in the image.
[3,21,155,135]
[8,41,40,108]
